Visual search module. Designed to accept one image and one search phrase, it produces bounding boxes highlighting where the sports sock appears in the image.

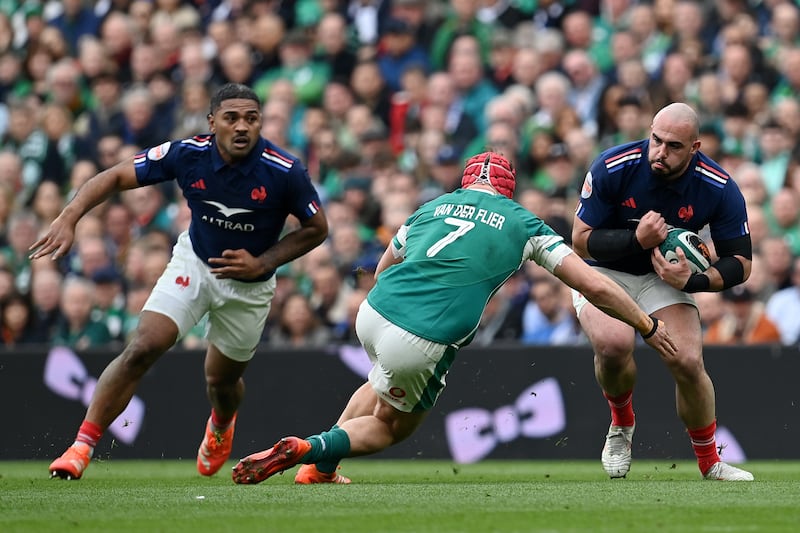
[302,427,351,465]
[210,409,235,431]
[688,420,721,475]
[314,425,343,473]
[604,390,635,427]
[75,420,103,448]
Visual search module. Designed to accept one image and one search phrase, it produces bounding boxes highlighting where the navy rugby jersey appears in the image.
[134,135,322,281]
[575,139,750,275]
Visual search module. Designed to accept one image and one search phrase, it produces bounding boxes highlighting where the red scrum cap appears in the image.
[460,152,516,199]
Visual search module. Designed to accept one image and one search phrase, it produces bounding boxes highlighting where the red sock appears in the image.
[210,409,235,430]
[75,420,103,448]
[688,420,721,475]
[604,390,635,427]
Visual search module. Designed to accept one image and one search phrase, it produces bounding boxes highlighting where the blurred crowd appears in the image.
[0,0,799,352]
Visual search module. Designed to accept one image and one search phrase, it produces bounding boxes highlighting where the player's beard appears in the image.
[649,158,686,181]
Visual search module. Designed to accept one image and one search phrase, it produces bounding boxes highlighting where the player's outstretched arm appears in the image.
[553,253,677,358]
[29,158,140,261]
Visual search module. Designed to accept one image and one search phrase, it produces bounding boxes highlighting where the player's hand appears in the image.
[634,211,669,250]
[28,217,76,261]
[642,318,678,360]
[651,246,692,289]
[208,249,266,280]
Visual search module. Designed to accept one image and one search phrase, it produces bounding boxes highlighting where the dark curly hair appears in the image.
[209,83,260,115]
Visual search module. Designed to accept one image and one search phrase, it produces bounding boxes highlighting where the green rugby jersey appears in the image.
[367,188,570,347]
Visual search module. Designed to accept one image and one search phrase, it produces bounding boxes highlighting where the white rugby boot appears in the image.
[601,424,635,478]
[703,462,754,481]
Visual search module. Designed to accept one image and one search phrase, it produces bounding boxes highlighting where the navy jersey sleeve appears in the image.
[133,140,182,185]
[709,176,750,243]
[284,163,323,222]
[576,156,617,228]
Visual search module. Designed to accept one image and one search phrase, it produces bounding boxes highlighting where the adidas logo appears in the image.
[621,197,637,208]
[191,179,206,190]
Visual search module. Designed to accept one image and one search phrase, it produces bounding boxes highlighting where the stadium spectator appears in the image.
[115,84,172,149]
[423,71,478,155]
[331,287,369,344]
[268,292,333,348]
[598,94,649,150]
[520,273,583,345]
[172,80,211,139]
[242,13,282,80]
[471,276,525,346]
[731,161,768,207]
[99,11,135,84]
[350,59,392,129]
[759,235,794,291]
[570,103,754,481]
[230,151,676,485]
[693,290,724,336]
[89,266,126,342]
[765,256,800,346]
[30,180,63,227]
[448,37,499,132]
[527,70,571,137]
[764,187,800,255]
[429,0,491,70]
[217,40,256,87]
[377,17,430,94]
[127,0,156,37]
[561,9,612,72]
[0,210,39,293]
[44,57,90,121]
[718,42,757,106]
[485,28,516,91]
[254,28,330,107]
[314,12,357,84]
[175,40,216,88]
[1,100,62,206]
[41,103,81,184]
[757,119,792,196]
[29,266,63,342]
[0,290,37,346]
[52,275,113,350]
[704,285,781,345]
[650,52,695,113]
[37,83,328,483]
[509,46,543,94]
[563,48,605,138]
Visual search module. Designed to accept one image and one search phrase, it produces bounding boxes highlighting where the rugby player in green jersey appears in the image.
[231,152,677,485]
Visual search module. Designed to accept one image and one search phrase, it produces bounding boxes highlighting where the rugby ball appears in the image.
[658,228,711,273]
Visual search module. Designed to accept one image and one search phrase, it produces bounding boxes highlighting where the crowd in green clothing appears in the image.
[0,0,798,351]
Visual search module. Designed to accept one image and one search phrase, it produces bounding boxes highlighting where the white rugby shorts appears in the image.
[572,267,696,318]
[143,231,276,361]
[355,300,451,413]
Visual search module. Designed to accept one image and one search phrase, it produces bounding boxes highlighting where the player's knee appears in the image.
[120,335,171,373]
[665,350,705,380]
[592,337,633,362]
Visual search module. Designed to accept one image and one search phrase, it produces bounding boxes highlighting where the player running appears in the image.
[572,102,753,481]
[33,83,328,480]
[230,151,678,485]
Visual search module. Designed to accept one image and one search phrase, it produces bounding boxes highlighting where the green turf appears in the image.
[1,460,798,532]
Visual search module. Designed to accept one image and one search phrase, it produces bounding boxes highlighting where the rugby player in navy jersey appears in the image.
[32,83,328,480]
[571,102,753,481]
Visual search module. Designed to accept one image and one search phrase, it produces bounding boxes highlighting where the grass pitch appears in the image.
[2,459,798,532]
